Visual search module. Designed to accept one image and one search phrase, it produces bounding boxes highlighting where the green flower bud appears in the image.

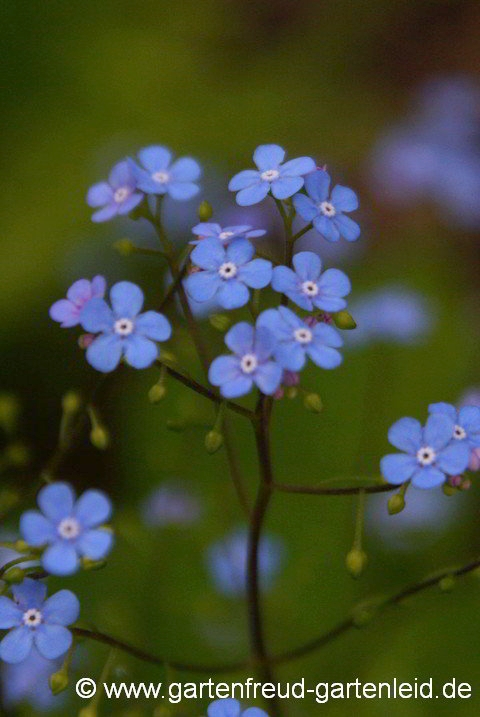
[285,387,298,399]
[90,425,110,450]
[49,668,69,695]
[352,598,381,628]
[148,383,167,404]
[0,393,20,434]
[3,567,25,584]
[81,557,107,571]
[205,430,224,454]
[345,548,368,578]
[333,310,357,330]
[303,393,323,413]
[209,313,232,332]
[442,483,457,497]
[113,238,136,256]
[14,539,29,553]
[439,575,455,592]
[62,390,82,414]
[197,200,213,221]
[388,492,405,515]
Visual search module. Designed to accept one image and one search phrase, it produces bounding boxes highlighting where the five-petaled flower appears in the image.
[79,281,172,372]
[428,402,480,449]
[185,238,272,310]
[190,222,266,246]
[229,144,316,206]
[129,145,201,200]
[258,307,343,371]
[380,413,471,489]
[49,276,106,328]
[87,160,143,223]
[293,169,360,242]
[209,322,282,398]
[272,251,350,312]
[0,579,79,664]
[20,482,113,576]
[208,698,269,717]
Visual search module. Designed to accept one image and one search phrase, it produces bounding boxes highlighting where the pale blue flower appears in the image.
[129,145,201,200]
[49,276,106,328]
[2,650,64,711]
[87,160,143,222]
[428,402,480,449]
[190,222,266,246]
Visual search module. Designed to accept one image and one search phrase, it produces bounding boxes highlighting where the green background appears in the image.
[1,0,479,714]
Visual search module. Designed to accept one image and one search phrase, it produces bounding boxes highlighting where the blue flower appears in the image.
[271,251,350,312]
[258,307,343,371]
[190,222,266,246]
[185,238,272,310]
[380,414,471,489]
[87,160,143,222]
[20,482,113,576]
[208,698,269,717]
[229,144,316,206]
[79,281,172,372]
[293,169,360,242]
[129,145,201,200]
[208,322,282,398]
[206,528,283,598]
[0,579,79,664]
[428,402,480,449]
[2,650,65,711]
[141,482,202,527]
[49,276,106,328]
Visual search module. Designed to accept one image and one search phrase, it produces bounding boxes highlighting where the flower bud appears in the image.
[62,390,82,414]
[3,567,25,584]
[197,200,213,221]
[49,668,69,695]
[78,333,95,349]
[345,548,368,578]
[14,539,29,553]
[333,310,357,330]
[469,447,480,472]
[352,598,380,628]
[442,483,457,496]
[205,430,224,454]
[285,387,298,399]
[439,575,455,592]
[460,478,472,491]
[81,557,107,571]
[387,492,405,515]
[113,238,136,256]
[209,314,232,332]
[303,393,323,413]
[0,393,20,434]
[149,383,167,404]
[90,425,110,451]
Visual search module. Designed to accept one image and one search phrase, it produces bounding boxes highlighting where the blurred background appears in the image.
[1,0,480,714]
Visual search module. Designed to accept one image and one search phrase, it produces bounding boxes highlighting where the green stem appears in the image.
[0,555,38,578]
[273,481,397,496]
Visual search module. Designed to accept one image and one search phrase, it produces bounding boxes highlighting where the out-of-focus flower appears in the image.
[428,402,480,449]
[141,483,202,527]
[2,650,64,712]
[129,145,201,200]
[293,170,360,242]
[272,251,350,311]
[80,281,171,372]
[229,144,315,206]
[87,160,143,222]
[190,223,266,246]
[206,528,283,597]
[20,482,113,576]
[49,276,106,328]
[208,697,269,716]
[257,307,343,371]
[0,579,79,664]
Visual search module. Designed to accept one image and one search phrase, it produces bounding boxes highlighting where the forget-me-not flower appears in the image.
[229,144,316,206]
[293,169,360,242]
[87,160,143,222]
[2,650,64,711]
[428,402,480,449]
[206,528,283,597]
[381,413,471,489]
[20,482,113,576]
[272,251,350,312]
[185,238,272,310]
[190,222,266,246]
[79,281,171,372]
[208,698,269,716]
[258,307,343,371]
[49,276,106,328]
[209,322,282,398]
[0,579,79,664]
[129,145,201,200]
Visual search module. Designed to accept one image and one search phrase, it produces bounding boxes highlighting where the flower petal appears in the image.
[12,579,47,610]
[123,335,158,369]
[228,170,260,191]
[236,182,270,206]
[91,275,107,298]
[185,272,220,302]
[49,300,79,328]
[428,402,456,420]
[292,251,321,281]
[237,259,272,289]
[77,529,114,561]
[110,281,144,318]
[253,326,276,361]
[313,215,340,242]
[436,442,470,475]
[109,160,135,189]
[87,181,114,207]
[305,170,330,202]
[0,627,33,664]
[380,454,418,484]
[168,182,199,201]
[271,265,299,294]
[280,156,316,177]
[307,343,342,369]
[207,698,241,717]
[138,145,172,172]
[73,489,112,528]
[274,341,306,371]
[116,192,143,215]
[253,144,285,171]
[270,176,304,200]
[38,483,75,523]
[135,311,172,342]
[312,323,344,348]
[220,375,253,398]
[34,625,72,660]
[0,598,22,629]
[458,406,480,444]
[42,591,80,626]
[170,157,201,182]
[66,279,92,304]
[333,214,361,242]
[388,417,422,452]
[424,413,455,450]
[254,361,283,395]
[42,543,79,577]
[217,280,250,310]
[192,222,222,237]
[80,298,114,333]
[331,185,359,212]
[293,193,318,222]
[225,322,254,355]
[411,467,446,489]
[91,203,119,223]
[209,356,241,386]
[20,511,56,547]
[225,238,255,265]
[191,237,225,270]
[86,334,123,373]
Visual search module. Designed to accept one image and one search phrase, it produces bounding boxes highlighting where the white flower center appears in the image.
[301,280,319,297]
[453,424,466,440]
[260,169,280,182]
[113,187,131,203]
[319,201,336,217]
[240,353,258,374]
[58,517,81,540]
[218,262,238,279]
[416,446,436,466]
[114,318,135,336]
[219,231,235,241]
[152,170,170,184]
[23,608,42,628]
[294,327,313,344]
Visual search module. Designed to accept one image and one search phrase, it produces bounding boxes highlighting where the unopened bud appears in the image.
[0,393,20,434]
[443,483,457,497]
[345,548,368,578]
[303,393,323,413]
[285,387,298,399]
[149,383,167,403]
[388,492,405,515]
[460,478,472,491]
[333,310,357,330]
[81,557,107,571]
[209,314,232,332]
[439,575,455,592]
[205,430,224,454]
[352,599,380,628]
[160,351,177,366]
[49,668,69,695]
[90,425,110,450]
[62,391,82,414]
[5,443,30,467]
[3,567,25,584]
[197,200,213,221]
[78,333,95,349]
[114,238,136,256]
[14,540,29,553]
